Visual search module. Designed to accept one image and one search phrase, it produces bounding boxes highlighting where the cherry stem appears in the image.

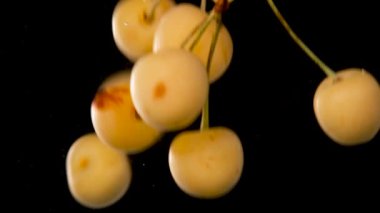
[201,14,222,131]
[181,11,216,51]
[267,0,336,77]
[145,0,161,22]
[189,12,216,51]
[207,15,222,73]
[201,0,206,11]
[179,1,225,131]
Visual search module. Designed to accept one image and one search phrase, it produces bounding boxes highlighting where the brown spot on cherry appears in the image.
[93,86,130,109]
[153,82,166,99]
[79,158,89,170]
[332,76,342,84]
[208,133,216,141]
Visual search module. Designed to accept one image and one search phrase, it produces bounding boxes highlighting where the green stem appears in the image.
[206,15,222,72]
[267,0,335,77]
[200,98,209,130]
[201,0,206,11]
[179,2,223,131]
[180,12,216,50]
[189,12,215,51]
[200,14,222,131]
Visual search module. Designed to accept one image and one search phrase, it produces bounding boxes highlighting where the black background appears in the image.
[4,0,380,211]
